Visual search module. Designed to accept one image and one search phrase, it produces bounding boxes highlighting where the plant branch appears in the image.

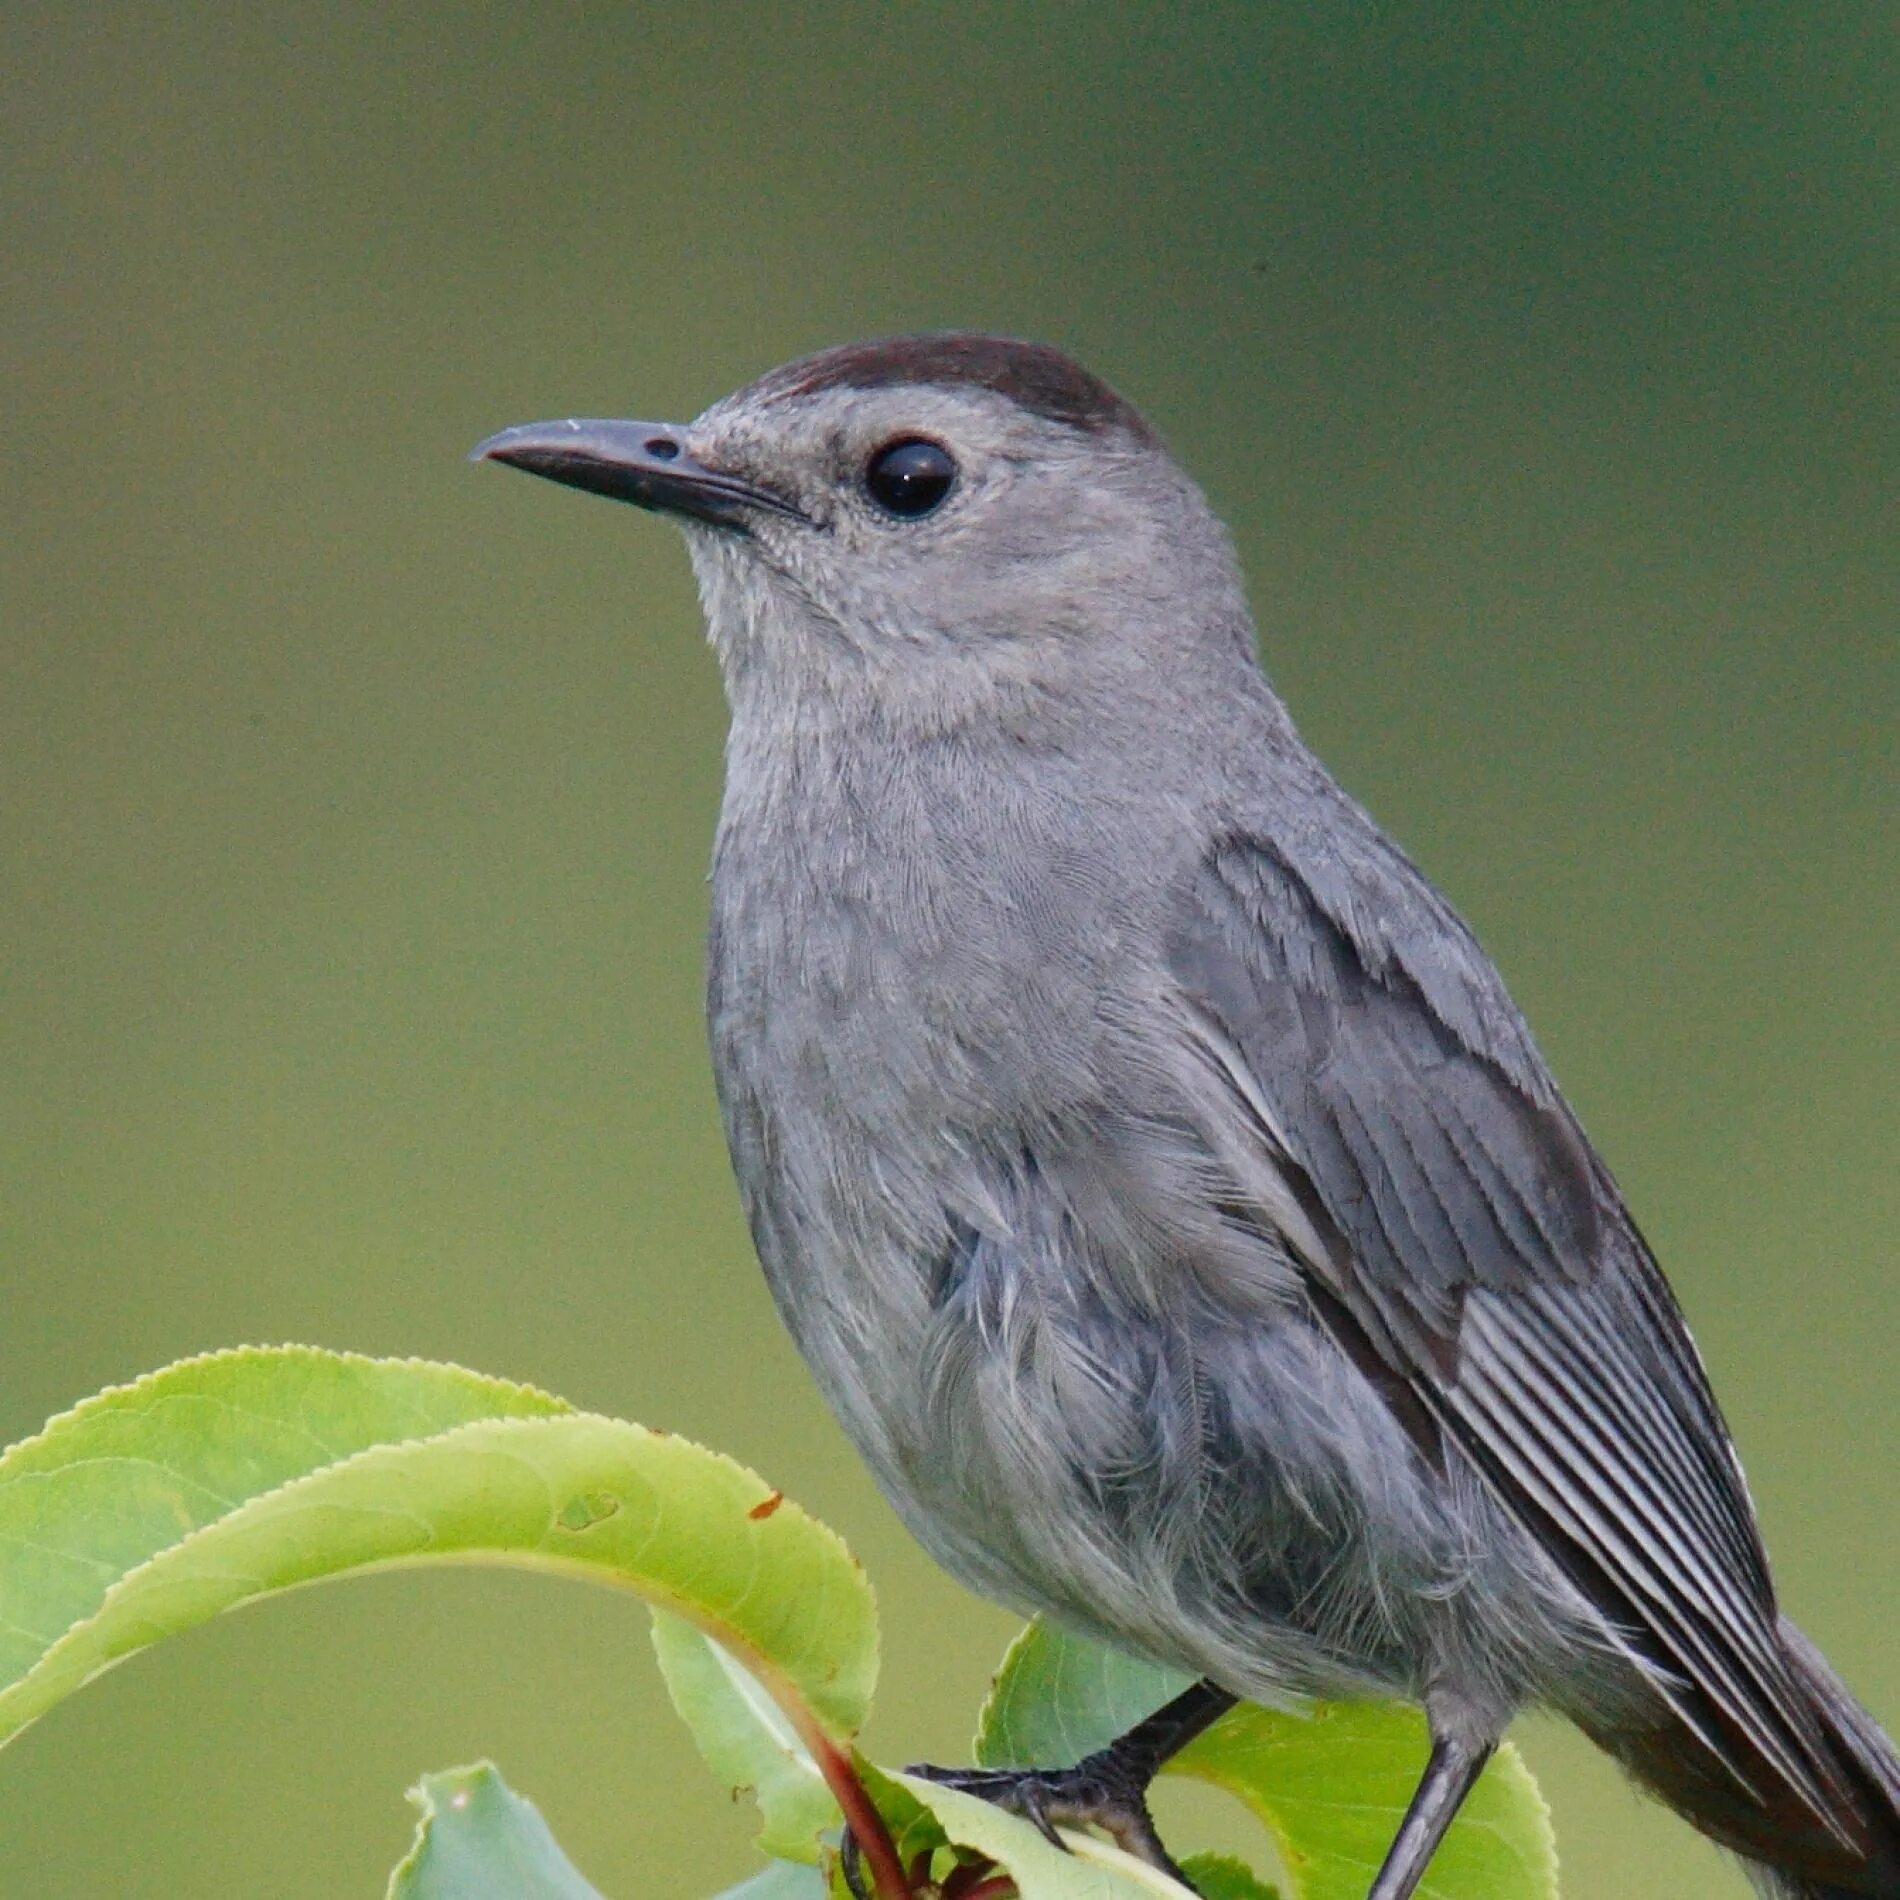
[808,1731,911,1899]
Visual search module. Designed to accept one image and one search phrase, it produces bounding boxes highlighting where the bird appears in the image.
[474,335,1898,1899]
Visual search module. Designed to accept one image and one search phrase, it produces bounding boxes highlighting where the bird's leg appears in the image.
[1365,1730,1494,1900]
[900,1678,1237,1889]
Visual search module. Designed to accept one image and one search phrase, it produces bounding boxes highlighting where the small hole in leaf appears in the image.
[557,1490,621,1531]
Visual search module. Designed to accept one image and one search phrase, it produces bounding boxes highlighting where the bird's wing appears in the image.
[1165,807,1846,1827]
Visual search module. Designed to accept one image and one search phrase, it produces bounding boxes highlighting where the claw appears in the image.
[1017,1785,1068,1853]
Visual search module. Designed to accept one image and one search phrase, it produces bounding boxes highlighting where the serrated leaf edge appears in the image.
[0,1344,572,1476]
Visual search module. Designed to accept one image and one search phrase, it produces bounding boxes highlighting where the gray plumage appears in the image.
[476,336,1898,1899]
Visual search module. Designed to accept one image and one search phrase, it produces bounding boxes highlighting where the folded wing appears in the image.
[1167,810,1849,1836]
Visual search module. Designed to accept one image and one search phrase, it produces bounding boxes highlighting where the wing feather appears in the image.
[1169,821,1848,1832]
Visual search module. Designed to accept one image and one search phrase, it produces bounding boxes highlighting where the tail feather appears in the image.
[1576,1619,1899,1898]
[1760,1621,1900,1899]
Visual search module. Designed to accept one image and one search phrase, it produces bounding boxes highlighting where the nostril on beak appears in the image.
[645,436,682,461]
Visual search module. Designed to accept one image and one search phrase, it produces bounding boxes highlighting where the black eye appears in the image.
[864,438,957,518]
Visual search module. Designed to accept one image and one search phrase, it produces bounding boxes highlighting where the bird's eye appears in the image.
[863,438,957,518]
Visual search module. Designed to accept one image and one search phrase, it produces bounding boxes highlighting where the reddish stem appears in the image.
[807,1732,911,1899]
[942,1864,1018,1900]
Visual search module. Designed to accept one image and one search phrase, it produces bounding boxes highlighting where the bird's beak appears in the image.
[469,418,806,527]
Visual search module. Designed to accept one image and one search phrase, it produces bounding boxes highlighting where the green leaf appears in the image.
[653,1609,840,1862]
[0,1345,567,1700]
[1177,1703,1556,1900]
[976,1618,1193,1767]
[0,1347,879,1765]
[1178,1855,1281,1900]
[387,1761,606,1898]
[845,1757,951,1894]
[976,1622,1558,1900]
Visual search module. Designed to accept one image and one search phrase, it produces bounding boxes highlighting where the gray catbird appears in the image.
[475,336,1898,1900]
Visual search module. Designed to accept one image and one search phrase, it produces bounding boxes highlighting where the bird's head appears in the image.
[474,334,1252,725]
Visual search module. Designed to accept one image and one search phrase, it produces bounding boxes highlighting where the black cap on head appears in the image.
[742,332,1158,445]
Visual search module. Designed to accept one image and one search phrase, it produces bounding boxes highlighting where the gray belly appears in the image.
[709,926,1603,1720]
[757,1173,1486,1710]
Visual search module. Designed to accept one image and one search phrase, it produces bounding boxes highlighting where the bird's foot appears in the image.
[846,1752,1194,1892]
[839,1682,1234,1894]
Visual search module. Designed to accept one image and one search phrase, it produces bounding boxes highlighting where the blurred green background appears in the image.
[2,5,1892,1895]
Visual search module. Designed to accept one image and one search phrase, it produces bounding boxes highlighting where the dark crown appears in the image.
[742,333,1157,444]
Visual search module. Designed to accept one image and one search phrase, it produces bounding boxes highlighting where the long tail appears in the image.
[1577,1619,1900,1897]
